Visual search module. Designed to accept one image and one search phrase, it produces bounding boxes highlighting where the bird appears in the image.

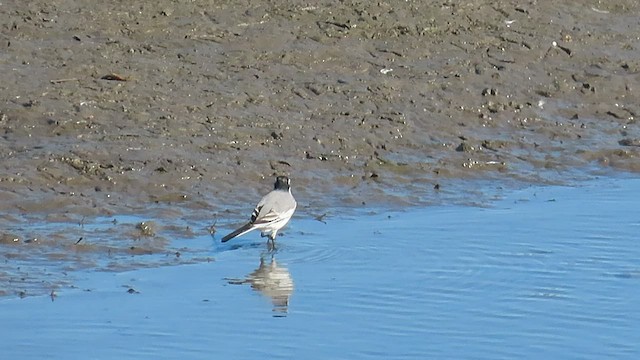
[221,176,297,244]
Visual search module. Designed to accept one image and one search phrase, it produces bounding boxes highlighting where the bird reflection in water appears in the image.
[227,253,294,317]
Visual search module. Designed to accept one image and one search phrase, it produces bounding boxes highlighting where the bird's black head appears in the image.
[274,176,291,191]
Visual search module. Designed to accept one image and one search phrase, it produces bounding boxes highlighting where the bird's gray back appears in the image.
[253,190,296,222]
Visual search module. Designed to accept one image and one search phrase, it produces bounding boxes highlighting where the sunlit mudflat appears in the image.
[2,176,639,359]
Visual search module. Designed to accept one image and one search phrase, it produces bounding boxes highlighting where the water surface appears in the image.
[2,177,639,359]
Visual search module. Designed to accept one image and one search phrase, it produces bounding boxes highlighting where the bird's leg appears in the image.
[267,235,277,252]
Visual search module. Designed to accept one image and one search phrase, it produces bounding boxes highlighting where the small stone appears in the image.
[482,88,497,96]
[136,221,156,237]
[456,142,475,152]
[619,138,640,147]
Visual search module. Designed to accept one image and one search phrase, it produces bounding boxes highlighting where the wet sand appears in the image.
[1,1,639,294]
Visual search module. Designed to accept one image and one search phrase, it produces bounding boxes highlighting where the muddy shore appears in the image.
[1,1,639,294]
[2,0,640,217]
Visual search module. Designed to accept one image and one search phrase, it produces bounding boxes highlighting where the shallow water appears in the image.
[2,177,640,359]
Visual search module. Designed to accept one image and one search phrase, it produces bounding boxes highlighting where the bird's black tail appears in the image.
[221,222,253,242]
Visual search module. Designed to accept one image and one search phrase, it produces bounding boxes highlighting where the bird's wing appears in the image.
[250,204,263,223]
[253,209,282,225]
[251,191,296,225]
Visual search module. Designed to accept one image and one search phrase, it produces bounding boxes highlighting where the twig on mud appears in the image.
[50,78,79,84]
[314,213,328,224]
[208,219,217,235]
[101,73,128,81]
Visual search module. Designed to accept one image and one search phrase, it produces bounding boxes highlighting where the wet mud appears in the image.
[1,1,640,296]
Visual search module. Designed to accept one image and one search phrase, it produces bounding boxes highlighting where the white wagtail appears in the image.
[221,176,297,243]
